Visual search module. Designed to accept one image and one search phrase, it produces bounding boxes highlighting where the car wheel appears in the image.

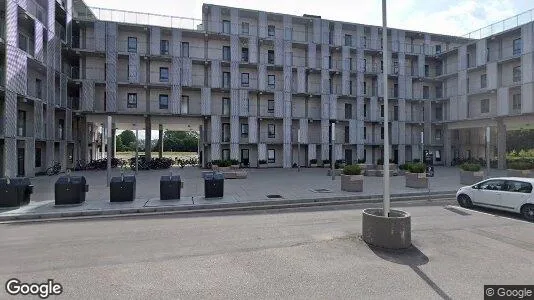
[521,205,534,222]
[457,194,472,208]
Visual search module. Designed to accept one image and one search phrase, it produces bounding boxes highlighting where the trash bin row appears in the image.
[0,172,226,208]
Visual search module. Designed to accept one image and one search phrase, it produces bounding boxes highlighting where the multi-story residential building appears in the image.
[1,0,533,177]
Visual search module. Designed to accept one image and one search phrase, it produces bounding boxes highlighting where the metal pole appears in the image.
[331,123,335,180]
[135,128,139,174]
[297,129,301,172]
[382,0,390,217]
[106,116,112,187]
[486,126,490,178]
[421,130,424,162]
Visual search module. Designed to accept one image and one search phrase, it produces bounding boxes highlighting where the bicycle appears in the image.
[46,161,62,176]
[74,160,87,171]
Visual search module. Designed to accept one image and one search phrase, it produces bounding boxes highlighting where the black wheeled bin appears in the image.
[204,172,224,198]
[0,177,33,207]
[160,175,182,200]
[55,176,88,205]
[110,175,136,202]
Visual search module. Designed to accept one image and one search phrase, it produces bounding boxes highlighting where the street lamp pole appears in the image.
[382,0,390,217]
[106,116,112,187]
[297,129,301,172]
[486,126,490,178]
[331,123,335,180]
[135,127,139,174]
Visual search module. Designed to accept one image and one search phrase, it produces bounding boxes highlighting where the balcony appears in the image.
[18,33,35,57]
[55,22,66,42]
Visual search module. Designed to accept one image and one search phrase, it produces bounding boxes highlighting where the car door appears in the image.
[473,179,506,207]
[500,180,533,212]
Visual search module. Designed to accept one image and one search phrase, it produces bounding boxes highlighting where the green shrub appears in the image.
[357,159,366,164]
[230,159,240,165]
[377,158,384,165]
[217,160,231,167]
[398,164,407,170]
[508,161,534,170]
[413,159,421,163]
[211,160,221,166]
[460,163,481,172]
[322,160,330,164]
[310,159,317,164]
[407,162,426,173]
[342,165,362,175]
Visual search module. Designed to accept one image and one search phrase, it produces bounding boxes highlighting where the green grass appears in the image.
[115,152,197,159]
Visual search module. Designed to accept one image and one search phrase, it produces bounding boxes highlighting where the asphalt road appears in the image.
[1,201,533,299]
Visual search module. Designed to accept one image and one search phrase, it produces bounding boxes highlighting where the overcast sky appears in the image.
[83,0,533,36]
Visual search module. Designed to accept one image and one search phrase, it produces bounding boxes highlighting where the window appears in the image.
[223,46,231,61]
[349,80,353,95]
[242,22,249,35]
[329,78,333,94]
[424,64,429,77]
[435,44,441,54]
[344,126,350,143]
[222,97,230,115]
[268,149,275,163]
[435,129,442,140]
[329,56,332,69]
[363,82,367,94]
[222,149,230,160]
[435,104,443,121]
[241,73,249,87]
[127,93,137,108]
[349,58,353,70]
[364,104,367,118]
[436,85,443,98]
[380,105,384,118]
[393,83,398,97]
[222,20,231,34]
[345,34,352,46]
[35,78,42,99]
[222,123,230,142]
[363,58,367,72]
[363,127,367,139]
[268,50,274,64]
[381,127,384,139]
[181,42,189,57]
[245,98,250,113]
[35,148,41,168]
[160,40,169,55]
[17,110,26,136]
[241,47,249,62]
[181,95,189,114]
[513,38,522,56]
[435,150,441,162]
[513,66,521,82]
[268,75,275,87]
[512,94,521,111]
[481,74,487,88]
[268,124,276,138]
[241,123,249,138]
[268,25,275,37]
[393,106,399,121]
[506,181,532,193]
[128,37,137,53]
[423,86,429,99]
[362,36,367,48]
[467,78,470,93]
[345,103,352,119]
[222,72,231,88]
[159,94,169,109]
[159,67,169,82]
[479,179,506,191]
[481,99,489,114]
[268,99,275,113]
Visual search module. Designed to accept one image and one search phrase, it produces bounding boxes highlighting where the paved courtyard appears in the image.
[0,166,508,220]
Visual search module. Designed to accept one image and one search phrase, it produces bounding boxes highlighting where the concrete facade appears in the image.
[2,1,534,177]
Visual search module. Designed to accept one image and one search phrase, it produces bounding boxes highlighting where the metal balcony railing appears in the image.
[463,8,534,39]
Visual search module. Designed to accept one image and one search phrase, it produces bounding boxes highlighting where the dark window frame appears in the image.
[268,149,275,163]
[481,98,490,114]
[127,93,137,108]
[268,99,275,113]
[267,50,275,64]
[222,46,231,61]
[345,103,352,119]
[128,36,137,53]
[241,123,249,138]
[159,94,169,109]
[181,95,189,114]
[268,75,275,87]
[222,97,230,115]
[513,66,521,82]
[222,123,231,142]
[241,73,250,87]
[159,67,169,82]
[222,72,231,88]
[160,39,169,55]
[241,22,249,35]
[268,25,275,37]
[181,42,189,57]
[513,38,522,55]
[222,20,231,34]
[268,124,276,138]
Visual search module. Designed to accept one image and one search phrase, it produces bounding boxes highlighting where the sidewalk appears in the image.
[0,166,503,221]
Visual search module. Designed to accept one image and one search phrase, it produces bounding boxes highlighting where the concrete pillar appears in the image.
[145,117,152,160]
[158,124,163,158]
[443,126,452,166]
[112,125,116,158]
[497,120,506,169]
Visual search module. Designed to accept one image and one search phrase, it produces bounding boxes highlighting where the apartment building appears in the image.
[1,0,533,177]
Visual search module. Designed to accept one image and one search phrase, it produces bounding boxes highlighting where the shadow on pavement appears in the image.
[368,244,452,300]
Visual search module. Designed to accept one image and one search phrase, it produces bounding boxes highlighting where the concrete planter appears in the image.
[341,174,363,192]
[310,164,318,168]
[507,169,534,178]
[323,164,331,168]
[460,170,485,185]
[362,208,411,249]
[327,169,343,176]
[258,164,268,168]
[211,165,219,171]
[405,172,428,188]
[230,165,240,170]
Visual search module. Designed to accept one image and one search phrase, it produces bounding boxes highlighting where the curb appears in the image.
[0,190,457,223]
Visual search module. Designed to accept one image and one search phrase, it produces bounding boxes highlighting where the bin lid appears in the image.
[161,175,181,182]
[0,177,32,186]
[111,175,136,183]
[56,176,86,185]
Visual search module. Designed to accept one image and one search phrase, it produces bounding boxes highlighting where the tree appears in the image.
[115,135,125,152]
[118,130,136,151]
[161,130,199,152]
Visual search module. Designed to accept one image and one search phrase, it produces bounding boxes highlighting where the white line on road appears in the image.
[447,205,532,224]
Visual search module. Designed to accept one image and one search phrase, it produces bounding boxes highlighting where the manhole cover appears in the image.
[266,194,283,199]
[312,188,332,193]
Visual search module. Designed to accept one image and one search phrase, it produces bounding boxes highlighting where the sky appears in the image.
[82,0,533,36]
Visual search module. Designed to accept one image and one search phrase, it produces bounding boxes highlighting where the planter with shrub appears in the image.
[341,165,363,192]
[460,163,484,185]
[405,162,428,188]
[230,159,240,169]
[310,159,318,168]
[507,160,534,178]
[258,160,268,168]
[398,164,407,176]
[322,160,331,168]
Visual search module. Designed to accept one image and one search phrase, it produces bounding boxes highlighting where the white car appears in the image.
[456,177,534,221]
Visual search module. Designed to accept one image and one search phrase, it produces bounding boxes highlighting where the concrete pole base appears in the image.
[362,208,411,249]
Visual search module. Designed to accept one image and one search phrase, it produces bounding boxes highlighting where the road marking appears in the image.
[447,205,532,224]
